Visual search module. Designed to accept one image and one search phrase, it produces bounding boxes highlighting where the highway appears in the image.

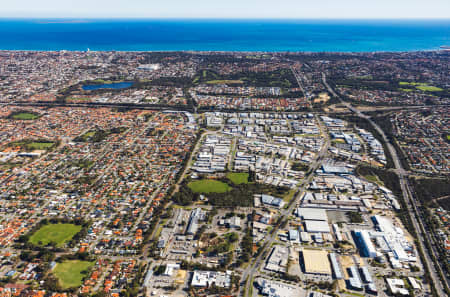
[322,72,448,296]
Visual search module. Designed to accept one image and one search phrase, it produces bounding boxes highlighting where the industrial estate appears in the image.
[0,50,448,297]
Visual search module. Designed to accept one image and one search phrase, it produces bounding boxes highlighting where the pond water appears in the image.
[82,82,133,91]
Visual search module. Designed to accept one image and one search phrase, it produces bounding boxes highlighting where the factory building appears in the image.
[329,253,344,279]
[302,249,332,275]
[354,230,377,258]
[347,266,363,290]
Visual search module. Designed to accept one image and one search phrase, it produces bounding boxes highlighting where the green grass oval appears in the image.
[29,223,82,247]
[53,260,94,289]
[11,112,40,120]
[188,180,231,193]
[226,172,249,185]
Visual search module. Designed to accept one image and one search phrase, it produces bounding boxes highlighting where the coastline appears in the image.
[0,19,448,52]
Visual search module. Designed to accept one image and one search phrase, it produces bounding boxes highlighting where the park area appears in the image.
[29,223,81,247]
[8,139,56,151]
[9,111,41,120]
[399,81,443,92]
[206,79,244,84]
[53,260,94,289]
[226,172,249,185]
[188,179,231,193]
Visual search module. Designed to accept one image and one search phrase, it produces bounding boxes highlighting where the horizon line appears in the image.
[1,17,450,20]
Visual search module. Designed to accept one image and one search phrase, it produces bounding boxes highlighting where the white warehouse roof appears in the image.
[304,220,331,233]
[296,207,328,221]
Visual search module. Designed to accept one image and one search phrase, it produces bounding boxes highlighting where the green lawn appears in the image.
[84,131,96,138]
[67,97,91,101]
[399,81,419,86]
[90,79,123,84]
[399,82,443,92]
[188,179,231,193]
[416,85,443,92]
[27,142,55,150]
[9,139,55,151]
[227,172,249,185]
[364,175,384,186]
[29,223,82,247]
[283,189,296,203]
[53,260,94,289]
[11,112,40,120]
[206,80,244,85]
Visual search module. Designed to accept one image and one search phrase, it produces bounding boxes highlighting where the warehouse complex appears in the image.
[302,249,332,275]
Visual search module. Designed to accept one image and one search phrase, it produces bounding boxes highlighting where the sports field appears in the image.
[416,85,443,92]
[399,82,443,92]
[27,142,55,150]
[188,179,231,193]
[11,112,40,120]
[227,172,249,185]
[53,260,94,289]
[9,139,55,151]
[29,223,81,247]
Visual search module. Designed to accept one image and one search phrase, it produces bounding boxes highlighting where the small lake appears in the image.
[82,82,133,91]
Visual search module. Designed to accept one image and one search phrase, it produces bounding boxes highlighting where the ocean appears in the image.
[0,19,449,52]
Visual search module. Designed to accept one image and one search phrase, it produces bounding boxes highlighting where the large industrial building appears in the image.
[354,215,415,264]
[191,270,231,288]
[354,230,377,258]
[295,207,328,221]
[305,220,331,233]
[329,253,344,279]
[302,249,332,275]
[296,207,331,233]
[265,245,289,273]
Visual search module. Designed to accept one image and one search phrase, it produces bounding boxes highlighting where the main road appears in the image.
[322,72,448,296]
[241,115,331,297]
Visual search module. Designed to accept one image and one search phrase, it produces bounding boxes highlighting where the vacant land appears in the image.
[188,179,231,193]
[75,127,127,143]
[75,130,107,142]
[29,223,82,247]
[410,177,450,209]
[364,175,384,186]
[227,172,249,185]
[53,260,94,289]
[313,92,330,104]
[282,189,296,202]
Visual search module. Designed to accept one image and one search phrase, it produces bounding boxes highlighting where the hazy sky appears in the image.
[1,0,450,19]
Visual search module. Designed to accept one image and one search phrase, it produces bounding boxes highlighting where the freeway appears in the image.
[322,72,448,296]
[290,66,307,99]
[3,100,448,117]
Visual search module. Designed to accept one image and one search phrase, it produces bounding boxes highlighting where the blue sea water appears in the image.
[0,19,449,52]
[82,82,133,91]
